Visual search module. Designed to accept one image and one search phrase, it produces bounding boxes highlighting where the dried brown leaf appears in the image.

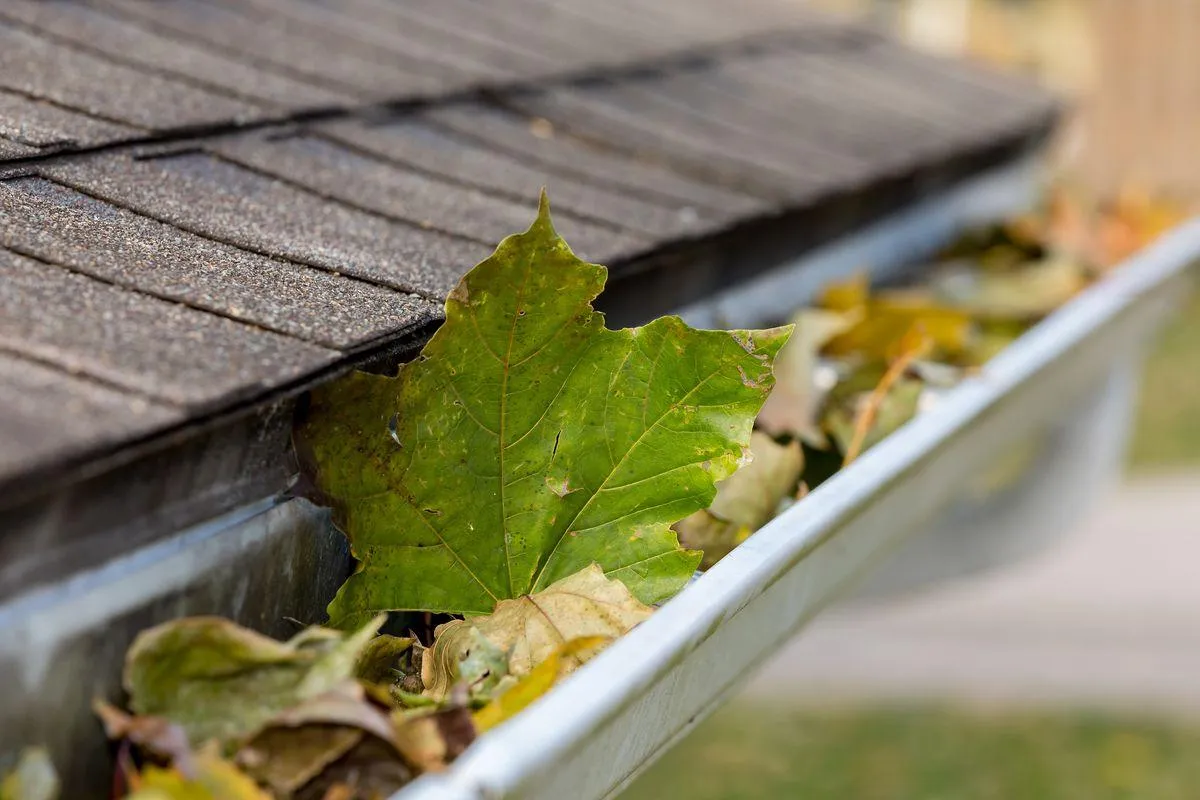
[423,566,650,700]
[674,431,804,568]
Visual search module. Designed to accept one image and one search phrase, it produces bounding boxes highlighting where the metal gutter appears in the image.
[396,185,1200,798]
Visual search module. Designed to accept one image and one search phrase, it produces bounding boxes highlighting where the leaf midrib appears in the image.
[529,352,739,592]
[497,252,536,600]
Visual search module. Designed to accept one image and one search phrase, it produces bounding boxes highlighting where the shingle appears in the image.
[760,49,981,146]
[317,117,719,241]
[0,0,347,110]
[0,87,140,152]
[423,0,661,68]
[0,0,1060,512]
[90,0,458,100]
[507,87,811,199]
[229,0,545,81]
[352,0,626,73]
[0,25,267,131]
[0,176,441,350]
[0,248,338,408]
[659,50,947,174]
[549,0,807,47]
[0,0,849,159]
[727,43,1051,166]
[0,351,183,487]
[44,151,492,298]
[421,103,765,216]
[856,40,1055,133]
[585,80,872,184]
[466,0,686,60]
[714,51,926,161]
[0,138,40,160]
[213,132,649,264]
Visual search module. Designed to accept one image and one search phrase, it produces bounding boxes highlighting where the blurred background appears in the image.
[622,1,1200,797]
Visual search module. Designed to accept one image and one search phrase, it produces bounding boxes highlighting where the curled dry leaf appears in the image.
[0,748,58,800]
[824,375,924,461]
[259,681,398,745]
[424,565,652,700]
[237,726,362,797]
[473,636,611,733]
[817,273,869,312]
[392,706,476,774]
[124,615,383,746]
[317,785,355,800]
[757,309,859,443]
[674,431,804,569]
[238,668,400,794]
[293,737,413,800]
[837,327,931,466]
[94,700,195,776]
[420,625,514,703]
[296,194,789,622]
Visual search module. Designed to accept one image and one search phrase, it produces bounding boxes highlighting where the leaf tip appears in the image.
[531,188,555,238]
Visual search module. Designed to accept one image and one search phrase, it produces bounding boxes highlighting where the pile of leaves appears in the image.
[2,187,1185,799]
[674,185,1189,567]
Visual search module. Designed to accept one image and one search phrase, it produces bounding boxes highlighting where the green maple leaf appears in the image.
[298,194,790,622]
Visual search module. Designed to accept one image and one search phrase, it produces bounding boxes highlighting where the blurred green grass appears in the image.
[1129,286,1200,470]
[623,705,1200,800]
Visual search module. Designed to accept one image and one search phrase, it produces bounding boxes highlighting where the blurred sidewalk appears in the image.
[748,474,1200,715]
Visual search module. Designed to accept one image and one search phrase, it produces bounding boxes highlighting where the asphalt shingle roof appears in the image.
[0,0,1056,592]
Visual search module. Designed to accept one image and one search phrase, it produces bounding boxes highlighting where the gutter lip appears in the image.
[396,169,1200,799]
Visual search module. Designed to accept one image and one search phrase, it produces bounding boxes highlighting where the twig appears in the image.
[842,327,932,467]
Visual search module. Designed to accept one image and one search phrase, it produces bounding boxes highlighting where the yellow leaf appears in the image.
[473,636,611,733]
[822,297,973,361]
[135,752,270,800]
[817,273,869,312]
[837,327,931,466]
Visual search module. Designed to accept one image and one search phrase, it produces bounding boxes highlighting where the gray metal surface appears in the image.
[850,359,1137,600]
[0,498,352,798]
[396,219,1200,800]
